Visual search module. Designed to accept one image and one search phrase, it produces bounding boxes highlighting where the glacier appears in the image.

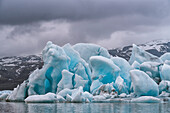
[1,41,170,103]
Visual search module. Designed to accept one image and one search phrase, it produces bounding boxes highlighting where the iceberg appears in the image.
[74,74,88,91]
[73,43,110,63]
[57,88,73,98]
[159,91,170,97]
[129,44,162,65]
[82,91,93,102]
[111,57,132,89]
[131,61,140,69]
[93,95,106,101]
[0,93,9,101]
[6,42,170,103]
[131,96,161,103]
[95,83,116,95]
[114,76,129,94]
[25,93,57,103]
[90,79,103,95]
[28,41,70,95]
[71,86,85,102]
[90,56,120,83]
[57,70,74,93]
[160,64,170,81]
[7,80,28,102]
[160,53,170,62]
[56,94,66,102]
[130,70,159,97]
[63,43,91,81]
[0,90,12,95]
[140,61,162,83]
[158,80,170,93]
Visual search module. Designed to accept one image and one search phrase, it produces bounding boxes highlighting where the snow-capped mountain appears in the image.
[0,55,43,90]
[0,40,170,90]
[108,40,170,61]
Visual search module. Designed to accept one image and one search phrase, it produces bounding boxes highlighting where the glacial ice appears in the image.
[56,94,66,102]
[158,80,170,93]
[57,88,73,98]
[111,57,132,89]
[57,70,74,93]
[160,64,170,81]
[90,79,103,95]
[131,96,161,103]
[94,83,116,96]
[114,76,129,94]
[5,42,170,103]
[140,61,162,83]
[25,93,57,103]
[130,70,159,97]
[7,80,28,102]
[0,90,12,95]
[63,43,91,81]
[66,94,72,102]
[131,61,140,69]
[129,44,162,65]
[82,91,93,102]
[73,43,110,63]
[90,56,120,83]
[0,93,9,101]
[93,95,106,101]
[74,74,88,90]
[160,53,170,62]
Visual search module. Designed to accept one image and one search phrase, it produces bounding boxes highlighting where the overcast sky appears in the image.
[0,0,170,57]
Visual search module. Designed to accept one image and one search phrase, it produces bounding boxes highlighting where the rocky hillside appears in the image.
[0,55,43,90]
[109,40,170,61]
[0,40,170,90]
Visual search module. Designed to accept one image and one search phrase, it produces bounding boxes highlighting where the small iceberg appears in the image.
[131,96,161,103]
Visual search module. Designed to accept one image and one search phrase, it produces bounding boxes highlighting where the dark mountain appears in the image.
[0,55,43,90]
[109,40,170,61]
[0,40,170,90]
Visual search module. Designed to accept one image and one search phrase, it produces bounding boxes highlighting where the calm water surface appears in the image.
[0,102,169,113]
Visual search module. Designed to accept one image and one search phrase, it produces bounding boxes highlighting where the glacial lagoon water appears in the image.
[0,102,169,113]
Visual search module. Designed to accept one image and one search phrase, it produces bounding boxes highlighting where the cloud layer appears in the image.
[0,0,170,57]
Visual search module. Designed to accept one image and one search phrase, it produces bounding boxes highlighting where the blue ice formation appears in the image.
[4,41,170,103]
[57,70,74,93]
[130,70,159,97]
[111,57,131,90]
[73,43,111,63]
[90,56,120,84]
[114,76,129,95]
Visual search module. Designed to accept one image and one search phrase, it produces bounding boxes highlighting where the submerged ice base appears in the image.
[2,42,170,103]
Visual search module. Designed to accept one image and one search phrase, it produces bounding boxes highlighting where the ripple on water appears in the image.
[0,102,170,113]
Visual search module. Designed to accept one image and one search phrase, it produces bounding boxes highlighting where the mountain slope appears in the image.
[108,40,170,61]
[0,55,43,90]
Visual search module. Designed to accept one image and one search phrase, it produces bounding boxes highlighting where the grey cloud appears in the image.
[0,0,170,57]
[0,0,169,25]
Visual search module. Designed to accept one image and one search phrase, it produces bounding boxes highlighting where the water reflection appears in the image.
[0,102,169,113]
